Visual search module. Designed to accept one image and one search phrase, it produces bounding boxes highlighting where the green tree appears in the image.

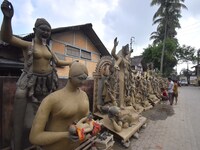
[175,45,197,63]
[150,0,187,74]
[143,38,177,76]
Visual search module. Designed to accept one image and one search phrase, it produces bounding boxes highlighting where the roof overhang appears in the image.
[22,23,110,56]
[0,58,24,69]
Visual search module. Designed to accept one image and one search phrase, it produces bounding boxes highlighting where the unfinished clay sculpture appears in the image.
[111,37,132,108]
[108,106,139,132]
[29,62,90,150]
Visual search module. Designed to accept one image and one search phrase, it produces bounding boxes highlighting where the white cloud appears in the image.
[7,0,34,34]
[1,0,199,73]
[177,16,200,49]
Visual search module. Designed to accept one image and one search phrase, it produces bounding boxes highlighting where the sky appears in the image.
[0,0,200,74]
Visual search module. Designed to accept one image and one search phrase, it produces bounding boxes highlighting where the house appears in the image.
[130,55,144,73]
[0,23,110,78]
[49,23,110,78]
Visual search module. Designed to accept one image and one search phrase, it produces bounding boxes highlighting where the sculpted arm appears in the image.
[1,0,30,48]
[114,56,122,70]
[111,37,119,60]
[29,96,69,146]
[50,51,73,66]
[110,118,122,132]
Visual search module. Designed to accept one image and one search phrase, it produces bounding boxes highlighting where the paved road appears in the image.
[113,86,200,150]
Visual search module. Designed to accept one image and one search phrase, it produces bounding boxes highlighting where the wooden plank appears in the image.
[102,116,147,141]
[75,136,96,150]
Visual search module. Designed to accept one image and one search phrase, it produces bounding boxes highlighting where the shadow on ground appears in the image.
[142,103,175,121]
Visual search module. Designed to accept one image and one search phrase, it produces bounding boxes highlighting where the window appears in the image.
[65,45,91,60]
[66,46,80,57]
[81,50,91,60]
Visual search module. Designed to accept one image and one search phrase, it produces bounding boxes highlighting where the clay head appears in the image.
[69,62,88,87]
[122,44,129,56]
[69,62,88,77]
[102,65,110,76]
[35,18,51,28]
[34,18,51,39]
[108,106,120,118]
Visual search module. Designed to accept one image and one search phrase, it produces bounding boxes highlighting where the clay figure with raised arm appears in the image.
[0,0,74,149]
[29,62,91,150]
[111,37,131,108]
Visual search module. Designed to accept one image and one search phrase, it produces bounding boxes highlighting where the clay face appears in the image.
[122,44,129,56]
[70,73,88,87]
[103,65,110,76]
[35,24,51,40]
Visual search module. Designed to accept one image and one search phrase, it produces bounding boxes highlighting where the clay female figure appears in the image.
[1,1,72,149]
[97,63,118,114]
[111,37,131,108]
[29,62,90,150]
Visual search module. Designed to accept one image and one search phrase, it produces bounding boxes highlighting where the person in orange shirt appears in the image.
[173,80,179,104]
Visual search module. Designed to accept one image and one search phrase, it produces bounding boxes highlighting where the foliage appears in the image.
[142,38,177,76]
[175,45,197,63]
[149,0,187,75]
[150,0,187,45]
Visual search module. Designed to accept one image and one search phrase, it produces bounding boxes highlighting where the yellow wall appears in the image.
[51,30,101,78]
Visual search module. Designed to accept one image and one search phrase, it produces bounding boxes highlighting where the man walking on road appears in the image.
[168,77,174,105]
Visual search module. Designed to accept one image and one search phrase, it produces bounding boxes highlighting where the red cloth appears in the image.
[92,122,101,136]
[162,90,168,97]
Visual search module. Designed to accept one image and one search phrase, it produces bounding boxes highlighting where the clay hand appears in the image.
[114,37,118,47]
[68,134,79,142]
[69,60,79,67]
[68,124,79,142]
[1,0,14,19]
[114,65,120,71]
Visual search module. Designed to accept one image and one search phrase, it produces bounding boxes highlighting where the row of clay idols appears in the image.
[93,38,168,132]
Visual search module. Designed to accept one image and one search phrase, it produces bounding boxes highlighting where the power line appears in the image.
[180,21,200,29]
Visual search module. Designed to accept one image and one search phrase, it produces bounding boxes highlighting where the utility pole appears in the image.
[197,49,200,85]
[160,20,167,75]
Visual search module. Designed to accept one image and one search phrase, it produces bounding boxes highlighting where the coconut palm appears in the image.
[150,0,187,74]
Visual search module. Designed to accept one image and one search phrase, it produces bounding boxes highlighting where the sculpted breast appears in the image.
[33,48,52,59]
[50,91,89,122]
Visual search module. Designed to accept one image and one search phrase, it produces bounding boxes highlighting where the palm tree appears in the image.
[150,0,187,74]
